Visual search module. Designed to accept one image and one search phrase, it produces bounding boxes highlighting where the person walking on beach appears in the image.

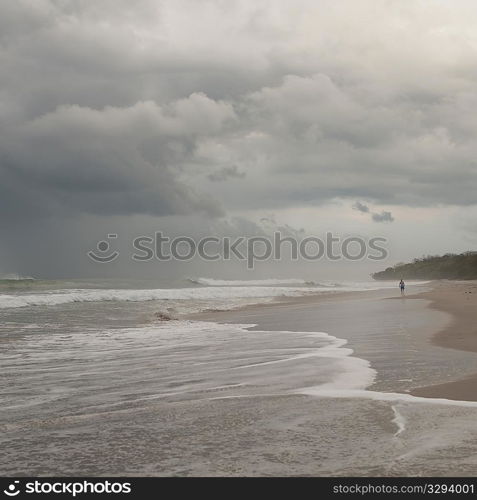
[399,279,405,296]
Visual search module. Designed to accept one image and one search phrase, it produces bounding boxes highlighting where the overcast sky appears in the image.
[1,0,477,279]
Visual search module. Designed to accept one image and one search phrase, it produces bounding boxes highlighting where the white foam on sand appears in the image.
[391,405,407,436]
[166,322,477,410]
[4,317,477,419]
[302,387,477,407]
[296,341,477,408]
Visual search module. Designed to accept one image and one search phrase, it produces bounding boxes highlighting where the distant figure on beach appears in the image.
[399,279,405,296]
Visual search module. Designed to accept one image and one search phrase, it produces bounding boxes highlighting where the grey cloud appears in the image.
[205,215,306,241]
[353,202,394,223]
[258,217,305,238]
[3,0,477,218]
[207,165,246,182]
[2,0,477,276]
[223,73,477,209]
[353,201,370,213]
[0,95,234,219]
[372,211,395,223]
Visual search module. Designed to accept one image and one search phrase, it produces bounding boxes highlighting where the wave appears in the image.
[3,319,376,410]
[188,277,432,289]
[187,277,317,286]
[8,317,469,411]
[0,280,430,310]
[0,273,35,281]
[0,285,321,310]
[298,384,477,408]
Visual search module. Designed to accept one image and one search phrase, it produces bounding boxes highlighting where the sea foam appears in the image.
[0,286,321,309]
[188,277,317,286]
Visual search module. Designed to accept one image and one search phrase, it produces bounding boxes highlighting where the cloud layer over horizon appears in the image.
[1,0,477,276]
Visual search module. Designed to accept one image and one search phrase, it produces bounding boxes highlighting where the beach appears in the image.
[407,281,477,401]
[2,278,477,476]
[195,280,477,403]
[4,0,477,483]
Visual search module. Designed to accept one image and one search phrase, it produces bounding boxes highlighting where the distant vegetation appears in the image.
[372,252,477,280]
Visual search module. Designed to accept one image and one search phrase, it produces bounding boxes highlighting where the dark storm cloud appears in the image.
[2,0,477,273]
[0,96,234,218]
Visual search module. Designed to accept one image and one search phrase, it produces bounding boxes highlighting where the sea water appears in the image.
[2,277,477,476]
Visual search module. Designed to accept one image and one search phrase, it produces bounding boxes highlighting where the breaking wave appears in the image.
[187,277,317,286]
[0,285,320,310]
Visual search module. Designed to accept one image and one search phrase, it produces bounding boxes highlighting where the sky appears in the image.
[1,0,477,280]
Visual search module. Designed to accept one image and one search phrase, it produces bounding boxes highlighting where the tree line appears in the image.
[372,251,477,280]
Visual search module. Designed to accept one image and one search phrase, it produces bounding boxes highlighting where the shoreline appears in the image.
[404,281,477,402]
[4,280,477,475]
[192,280,477,403]
[188,285,405,322]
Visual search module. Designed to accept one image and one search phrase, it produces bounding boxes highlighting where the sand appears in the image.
[405,280,477,401]
[194,280,477,403]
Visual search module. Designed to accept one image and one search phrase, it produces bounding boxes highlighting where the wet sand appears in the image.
[195,280,477,403]
[404,281,477,402]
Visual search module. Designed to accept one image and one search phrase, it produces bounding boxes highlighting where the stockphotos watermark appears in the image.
[2,479,132,497]
[88,231,388,269]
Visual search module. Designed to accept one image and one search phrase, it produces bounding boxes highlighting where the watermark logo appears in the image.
[88,231,388,269]
[0,480,132,497]
[3,481,20,497]
[87,234,119,263]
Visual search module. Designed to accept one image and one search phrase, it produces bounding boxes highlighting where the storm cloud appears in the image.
[1,0,477,276]
[0,94,234,218]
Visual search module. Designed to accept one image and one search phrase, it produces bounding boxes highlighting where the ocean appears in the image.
[2,277,477,476]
